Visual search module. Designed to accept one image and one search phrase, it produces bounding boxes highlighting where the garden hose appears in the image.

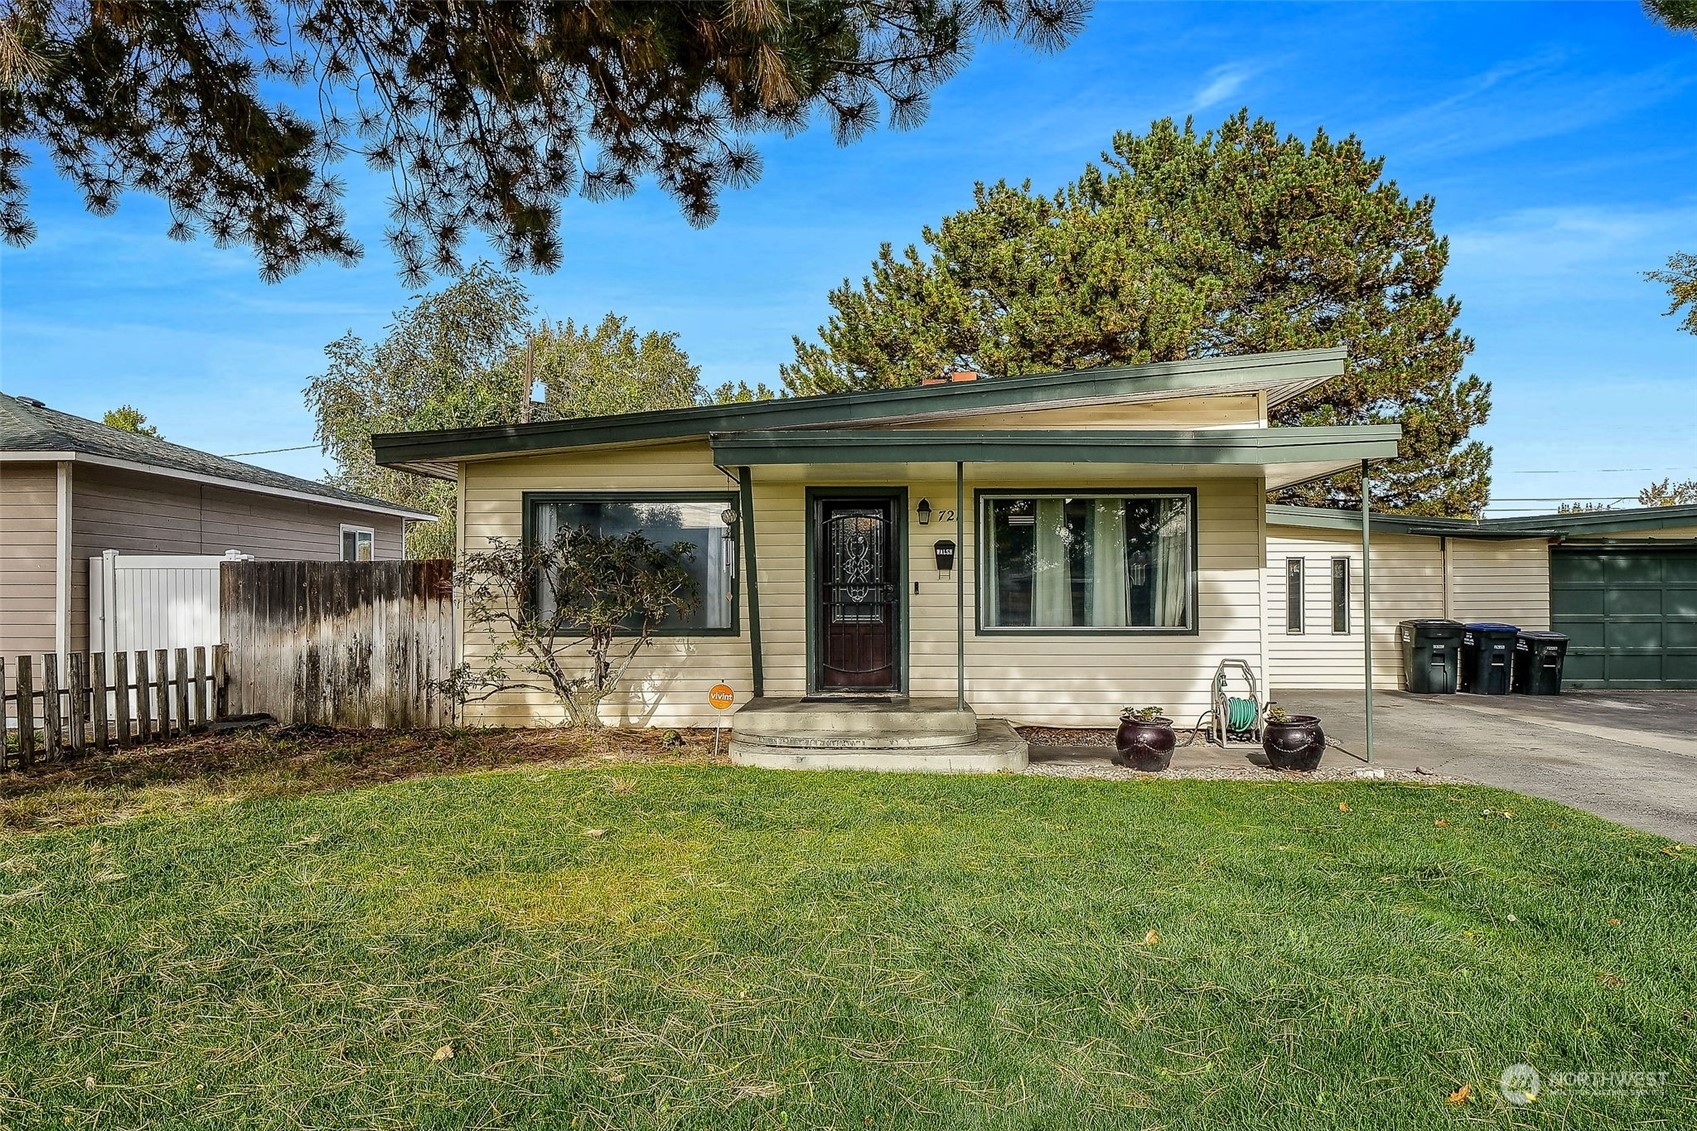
[1224,695,1259,735]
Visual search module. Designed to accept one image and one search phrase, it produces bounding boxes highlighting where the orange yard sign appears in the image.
[708,683,735,710]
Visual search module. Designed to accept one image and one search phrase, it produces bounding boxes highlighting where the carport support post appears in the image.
[956,461,966,712]
[1361,459,1374,764]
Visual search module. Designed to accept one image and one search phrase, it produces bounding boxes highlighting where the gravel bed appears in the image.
[1024,756,1466,785]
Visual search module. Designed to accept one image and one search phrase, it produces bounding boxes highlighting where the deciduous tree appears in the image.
[1,0,1086,282]
[1639,478,1697,507]
[305,264,703,557]
[442,527,700,729]
[101,404,160,437]
[1646,252,1697,336]
[783,111,1492,516]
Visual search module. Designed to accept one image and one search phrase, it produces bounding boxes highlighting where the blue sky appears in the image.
[2,1,1693,515]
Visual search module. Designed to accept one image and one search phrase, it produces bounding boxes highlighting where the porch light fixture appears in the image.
[917,498,932,525]
[720,506,739,526]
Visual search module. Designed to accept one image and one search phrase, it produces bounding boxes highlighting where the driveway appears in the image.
[1277,689,1697,842]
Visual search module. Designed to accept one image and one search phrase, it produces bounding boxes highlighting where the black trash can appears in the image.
[1398,618,1466,694]
[1461,623,1519,694]
[1513,631,1570,695]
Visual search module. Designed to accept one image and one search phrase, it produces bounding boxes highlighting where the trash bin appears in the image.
[1398,618,1466,694]
[1461,623,1519,694]
[1513,631,1570,695]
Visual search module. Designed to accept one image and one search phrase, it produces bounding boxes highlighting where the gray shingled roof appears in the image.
[0,393,432,518]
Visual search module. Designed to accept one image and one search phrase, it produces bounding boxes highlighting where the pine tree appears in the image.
[783,112,1493,516]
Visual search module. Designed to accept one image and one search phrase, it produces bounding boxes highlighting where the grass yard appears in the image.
[0,746,1693,1130]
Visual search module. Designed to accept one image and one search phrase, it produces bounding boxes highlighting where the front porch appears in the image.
[728,696,1028,772]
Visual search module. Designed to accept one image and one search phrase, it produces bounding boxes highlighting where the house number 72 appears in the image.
[935,509,956,522]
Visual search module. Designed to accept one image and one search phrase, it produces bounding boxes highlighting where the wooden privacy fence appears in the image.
[221,559,455,728]
[3,646,228,770]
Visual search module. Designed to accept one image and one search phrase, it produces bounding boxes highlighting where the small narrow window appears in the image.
[341,525,374,561]
[1331,557,1350,634]
[1285,558,1305,634]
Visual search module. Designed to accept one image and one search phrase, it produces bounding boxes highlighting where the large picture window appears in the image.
[529,494,737,634]
[979,492,1194,632]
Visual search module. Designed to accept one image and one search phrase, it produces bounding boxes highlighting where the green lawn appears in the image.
[1,761,1692,1129]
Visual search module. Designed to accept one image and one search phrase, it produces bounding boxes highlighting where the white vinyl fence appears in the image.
[89,549,251,660]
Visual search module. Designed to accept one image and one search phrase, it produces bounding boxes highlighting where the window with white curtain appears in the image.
[979,492,1194,631]
[528,494,737,634]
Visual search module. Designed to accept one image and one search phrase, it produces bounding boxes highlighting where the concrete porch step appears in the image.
[730,695,979,750]
[730,719,1029,773]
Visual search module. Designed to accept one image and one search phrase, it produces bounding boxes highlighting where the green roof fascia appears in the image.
[371,347,1346,469]
[1481,504,1697,535]
[709,425,1401,467]
[1264,504,1548,539]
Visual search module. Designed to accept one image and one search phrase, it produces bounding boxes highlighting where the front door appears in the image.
[815,496,900,692]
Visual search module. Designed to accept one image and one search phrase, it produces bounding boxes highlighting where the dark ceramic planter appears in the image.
[1115,717,1176,772]
[1262,715,1326,772]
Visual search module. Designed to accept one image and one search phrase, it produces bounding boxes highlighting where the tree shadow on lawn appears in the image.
[0,725,728,835]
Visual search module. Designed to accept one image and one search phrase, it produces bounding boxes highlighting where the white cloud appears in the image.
[1190,63,1255,114]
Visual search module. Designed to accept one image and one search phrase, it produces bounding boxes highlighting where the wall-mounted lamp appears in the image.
[720,506,739,527]
[916,498,932,526]
[933,539,957,572]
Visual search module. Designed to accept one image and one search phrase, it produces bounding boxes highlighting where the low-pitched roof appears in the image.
[1,393,434,521]
[1266,502,1697,539]
[374,347,1350,478]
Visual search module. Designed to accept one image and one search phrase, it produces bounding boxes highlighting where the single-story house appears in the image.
[375,347,1403,744]
[1,392,434,660]
[374,345,1695,763]
[1267,503,1697,691]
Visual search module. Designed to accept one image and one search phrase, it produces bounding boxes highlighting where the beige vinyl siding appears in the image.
[1448,539,1551,629]
[459,442,753,728]
[0,460,61,658]
[885,393,1265,431]
[461,443,1267,728]
[68,465,406,652]
[1266,526,1444,690]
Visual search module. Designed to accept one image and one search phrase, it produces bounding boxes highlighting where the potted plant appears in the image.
[1115,706,1176,772]
[1261,704,1325,772]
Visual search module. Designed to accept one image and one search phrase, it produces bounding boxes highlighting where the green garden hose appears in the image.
[1224,695,1259,734]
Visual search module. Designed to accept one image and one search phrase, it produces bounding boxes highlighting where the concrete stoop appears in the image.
[727,696,1028,772]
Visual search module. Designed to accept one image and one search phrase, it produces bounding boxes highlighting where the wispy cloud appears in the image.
[1190,63,1256,114]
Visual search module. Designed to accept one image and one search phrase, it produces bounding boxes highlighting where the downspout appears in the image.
[55,460,72,657]
[1361,460,1374,764]
[737,467,764,698]
[956,461,965,712]
[1440,535,1452,619]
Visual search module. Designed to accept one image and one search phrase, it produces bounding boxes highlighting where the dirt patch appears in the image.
[1,725,728,835]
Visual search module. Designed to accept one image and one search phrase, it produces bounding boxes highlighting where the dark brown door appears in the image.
[816,498,899,691]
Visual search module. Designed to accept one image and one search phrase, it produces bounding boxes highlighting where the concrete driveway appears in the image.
[1277,689,1697,842]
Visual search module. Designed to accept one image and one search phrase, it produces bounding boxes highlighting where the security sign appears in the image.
[708,683,735,710]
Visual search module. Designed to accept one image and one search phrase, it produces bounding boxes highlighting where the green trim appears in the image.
[972,487,1202,638]
[804,487,910,695]
[712,426,1401,467]
[522,490,741,638]
[372,348,1347,470]
[737,468,763,696]
[1268,502,1697,540]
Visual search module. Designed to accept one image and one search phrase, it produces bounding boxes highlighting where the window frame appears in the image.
[340,524,375,562]
[1330,556,1350,635]
[521,490,741,638]
[1285,557,1305,635]
[973,487,1199,637]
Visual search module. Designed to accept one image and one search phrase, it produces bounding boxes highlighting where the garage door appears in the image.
[1551,546,1697,688]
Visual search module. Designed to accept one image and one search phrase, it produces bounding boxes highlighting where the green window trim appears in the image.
[521,490,742,639]
[973,488,1200,638]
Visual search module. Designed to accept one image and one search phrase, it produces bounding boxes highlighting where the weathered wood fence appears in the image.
[3,646,228,769]
[221,560,455,728]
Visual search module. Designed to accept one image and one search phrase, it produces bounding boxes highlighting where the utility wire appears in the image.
[220,443,320,457]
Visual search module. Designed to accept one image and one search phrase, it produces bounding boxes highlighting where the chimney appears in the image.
[949,369,979,383]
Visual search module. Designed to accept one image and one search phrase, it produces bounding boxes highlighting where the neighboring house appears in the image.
[374,346,1403,731]
[1,392,434,660]
[1268,504,1697,691]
